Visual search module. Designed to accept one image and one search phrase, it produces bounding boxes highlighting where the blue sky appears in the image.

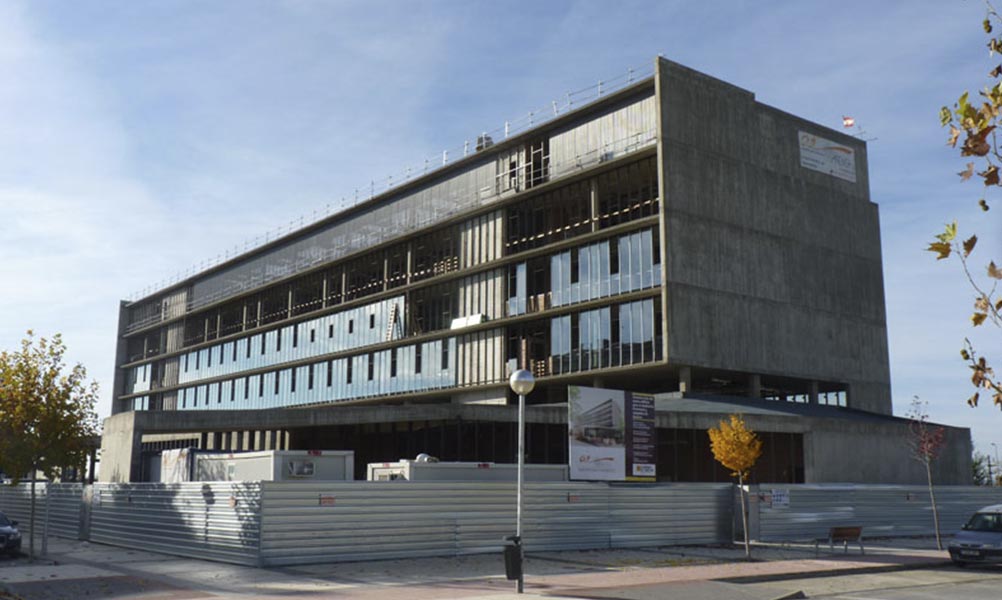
[3,1,1000,460]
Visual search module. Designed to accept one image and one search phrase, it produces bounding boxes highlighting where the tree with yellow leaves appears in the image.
[0,331,99,559]
[708,414,763,558]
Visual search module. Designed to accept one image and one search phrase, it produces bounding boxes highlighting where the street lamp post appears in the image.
[509,369,535,594]
[993,443,1000,486]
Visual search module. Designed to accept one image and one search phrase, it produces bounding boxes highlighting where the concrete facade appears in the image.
[656,60,891,414]
[101,57,967,485]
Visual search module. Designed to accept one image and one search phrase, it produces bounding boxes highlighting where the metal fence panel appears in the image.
[45,484,83,539]
[258,481,731,566]
[0,483,82,540]
[609,483,732,547]
[0,483,44,533]
[88,482,262,565]
[755,484,1002,541]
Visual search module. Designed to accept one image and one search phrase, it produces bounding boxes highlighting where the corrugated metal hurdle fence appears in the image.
[0,481,731,566]
[751,484,1002,541]
[256,482,732,566]
[7,481,1002,565]
[0,482,83,539]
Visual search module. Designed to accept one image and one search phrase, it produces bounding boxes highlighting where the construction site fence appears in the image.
[0,480,730,566]
[747,483,1002,542]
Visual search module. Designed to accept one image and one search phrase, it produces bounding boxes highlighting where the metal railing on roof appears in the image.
[124,64,656,307]
[123,128,657,335]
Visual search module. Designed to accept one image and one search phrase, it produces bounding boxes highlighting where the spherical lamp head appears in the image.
[509,369,535,396]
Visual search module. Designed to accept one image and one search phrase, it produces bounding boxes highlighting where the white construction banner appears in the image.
[798,131,856,183]
[568,386,656,482]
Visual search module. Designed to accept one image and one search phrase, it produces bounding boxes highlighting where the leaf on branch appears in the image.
[927,241,952,260]
[962,348,972,360]
[989,261,1002,279]
[973,312,988,326]
[986,18,994,34]
[941,106,954,126]
[949,127,965,148]
[980,198,991,211]
[960,162,975,180]
[983,165,1002,186]
[963,127,995,156]
[995,298,1002,311]
[937,221,958,243]
[993,64,1002,78]
[969,392,980,407]
[976,296,991,312]
[964,234,978,256]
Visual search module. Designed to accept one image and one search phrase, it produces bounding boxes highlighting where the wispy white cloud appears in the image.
[2,0,1000,460]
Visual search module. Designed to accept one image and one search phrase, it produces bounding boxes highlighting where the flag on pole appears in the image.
[842,116,856,128]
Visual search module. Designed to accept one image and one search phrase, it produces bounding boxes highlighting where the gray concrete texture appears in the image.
[656,58,891,415]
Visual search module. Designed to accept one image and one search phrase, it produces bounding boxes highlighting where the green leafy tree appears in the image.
[708,414,762,558]
[934,2,1002,409]
[0,331,99,559]
[907,397,946,550]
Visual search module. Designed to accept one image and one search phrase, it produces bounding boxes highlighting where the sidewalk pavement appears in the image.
[0,536,954,600]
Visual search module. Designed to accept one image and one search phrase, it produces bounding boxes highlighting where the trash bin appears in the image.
[503,534,522,581]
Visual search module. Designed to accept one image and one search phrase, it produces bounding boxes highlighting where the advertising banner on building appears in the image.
[798,131,857,183]
[568,386,656,482]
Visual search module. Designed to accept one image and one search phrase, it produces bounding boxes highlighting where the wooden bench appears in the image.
[814,526,864,556]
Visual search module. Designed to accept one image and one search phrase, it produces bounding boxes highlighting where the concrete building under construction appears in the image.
[101,57,971,485]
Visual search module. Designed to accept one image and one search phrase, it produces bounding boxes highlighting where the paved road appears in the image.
[0,536,959,600]
[580,565,1002,600]
[751,565,1002,599]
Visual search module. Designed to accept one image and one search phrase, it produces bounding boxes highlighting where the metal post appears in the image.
[508,369,535,595]
[42,485,50,556]
[994,443,1000,486]
[517,390,525,594]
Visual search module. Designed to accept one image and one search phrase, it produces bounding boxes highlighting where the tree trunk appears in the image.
[926,458,943,550]
[28,464,36,560]
[739,472,751,559]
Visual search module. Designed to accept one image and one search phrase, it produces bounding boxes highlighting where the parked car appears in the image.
[0,511,21,556]
[949,504,1002,565]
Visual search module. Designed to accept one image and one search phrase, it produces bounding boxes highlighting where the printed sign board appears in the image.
[770,489,790,509]
[798,131,856,183]
[568,386,656,482]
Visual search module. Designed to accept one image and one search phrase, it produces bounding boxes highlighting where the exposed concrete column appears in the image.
[204,432,216,451]
[406,243,413,286]
[241,304,249,331]
[253,431,263,451]
[321,277,328,309]
[263,430,274,451]
[287,288,294,318]
[341,271,348,304]
[230,431,240,450]
[678,367,692,393]
[808,381,819,405]
[383,253,390,291]
[748,374,761,399]
[282,430,291,450]
[98,411,144,483]
[242,431,252,451]
[590,178,600,232]
[256,300,263,327]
